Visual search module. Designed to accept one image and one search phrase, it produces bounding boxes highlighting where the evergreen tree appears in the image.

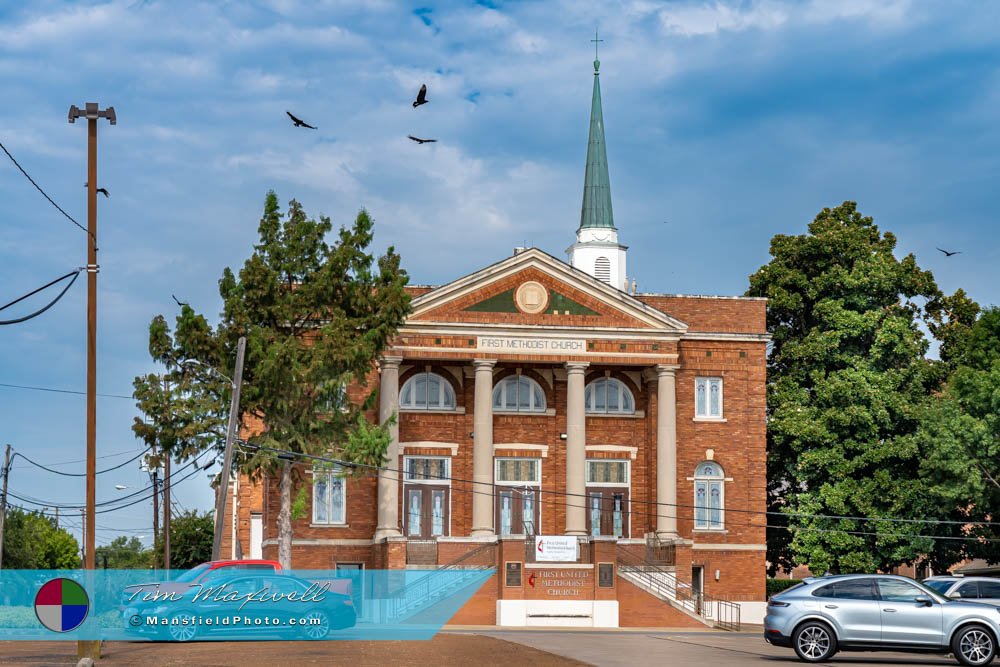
[135,192,409,568]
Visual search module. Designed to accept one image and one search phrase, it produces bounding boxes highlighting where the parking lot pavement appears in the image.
[467,630,958,667]
[0,635,586,666]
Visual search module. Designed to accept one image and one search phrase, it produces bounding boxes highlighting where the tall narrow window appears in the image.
[695,377,723,418]
[492,375,546,412]
[693,462,724,530]
[312,467,347,524]
[585,378,635,415]
[495,458,542,536]
[400,372,456,410]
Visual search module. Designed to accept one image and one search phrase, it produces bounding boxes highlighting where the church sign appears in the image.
[527,567,594,598]
[534,536,579,562]
[478,336,586,354]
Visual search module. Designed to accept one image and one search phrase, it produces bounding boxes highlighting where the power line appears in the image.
[11,446,147,469]
[0,269,82,326]
[240,443,1000,542]
[6,449,210,511]
[12,446,150,478]
[0,381,132,400]
[0,139,91,237]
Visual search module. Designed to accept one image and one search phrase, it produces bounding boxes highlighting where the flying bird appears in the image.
[408,135,437,144]
[286,111,317,129]
[172,294,189,307]
[936,247,962,257]
[83,183,110,197]
[412,84,428,108]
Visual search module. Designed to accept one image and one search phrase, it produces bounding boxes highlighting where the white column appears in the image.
[471,359,496,536]
[375,356,403,541]
[656,364,680,539]
[565,361,589,536]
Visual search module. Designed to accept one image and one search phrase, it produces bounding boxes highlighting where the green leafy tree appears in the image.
[1,508,80,569]
[164,510,214,570]
[136,192,409,568]
[95,536,152,569]
[748,201,969,574]
[912,307,1000,565]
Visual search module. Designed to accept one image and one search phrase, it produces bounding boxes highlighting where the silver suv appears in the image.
[764,574,1000,665]
[925,577,1000,607]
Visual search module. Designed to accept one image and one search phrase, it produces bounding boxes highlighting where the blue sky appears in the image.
[1,0,999,548]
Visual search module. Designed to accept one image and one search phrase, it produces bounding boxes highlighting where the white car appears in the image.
[924,577,1000,607]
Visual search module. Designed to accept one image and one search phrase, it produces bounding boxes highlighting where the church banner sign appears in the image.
[534,536,579,562]
[477,336,586,354]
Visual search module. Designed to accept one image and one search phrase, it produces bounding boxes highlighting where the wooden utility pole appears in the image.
[212,336,246,560]
[163,453,171,570]
[69,101,115,663]
[0,444,11,570]
[151,446,159,567]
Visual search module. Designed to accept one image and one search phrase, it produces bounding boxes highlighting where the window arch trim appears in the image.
[584,377,636,415]
[492,374,547,413]
[693,461,725,530]
[399,371,457,411]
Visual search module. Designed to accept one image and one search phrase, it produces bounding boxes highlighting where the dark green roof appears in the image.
[579,58,615,230]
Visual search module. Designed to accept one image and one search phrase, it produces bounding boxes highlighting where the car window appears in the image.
[979,581,1000,598]
[956,582,980,599]
[175,563,211,583]
[923,579,954,594]
[812,580,877,600]
[262,577,308,595]
[242,564,277,571]
[877,579,926,603]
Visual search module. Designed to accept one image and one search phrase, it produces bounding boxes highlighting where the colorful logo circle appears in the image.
[34,578,89,633]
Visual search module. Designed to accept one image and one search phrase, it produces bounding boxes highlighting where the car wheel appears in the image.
[302,610,331,640]
[165,610,198,642]
[793,622,837,663]
[952,624,996,666]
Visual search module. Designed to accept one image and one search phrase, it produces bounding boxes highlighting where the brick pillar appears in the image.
[375,356,403,541]
[565,361,589,535]
[472,359,496,536]
[655,364,680,539]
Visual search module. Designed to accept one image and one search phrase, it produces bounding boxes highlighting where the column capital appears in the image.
[564,361,590,374]
[644,364,679,383]
[655,363,680,377]
[378,355,403,370]
[472,358,497,370]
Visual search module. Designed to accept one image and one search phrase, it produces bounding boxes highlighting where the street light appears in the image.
[180,359,234,387]
[114,485,128,491]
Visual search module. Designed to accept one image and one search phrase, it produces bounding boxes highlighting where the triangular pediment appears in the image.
[407,249,687,333]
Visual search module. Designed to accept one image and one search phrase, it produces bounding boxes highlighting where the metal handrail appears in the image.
[615,544,740,631]
[389,542,497,619]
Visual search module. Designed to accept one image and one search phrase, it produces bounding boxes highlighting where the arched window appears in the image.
[594,257,611,284]
[399,372,456,410]
[694,462,724,530]
[493,375,546,412]
[585,378,635,415]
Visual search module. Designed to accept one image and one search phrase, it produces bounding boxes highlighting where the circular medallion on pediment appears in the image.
[515,281,549,314]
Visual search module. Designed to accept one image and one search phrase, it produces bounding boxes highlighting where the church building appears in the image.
[223,53,768,628]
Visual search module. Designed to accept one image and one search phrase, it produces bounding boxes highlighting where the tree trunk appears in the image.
[278,460,292,570]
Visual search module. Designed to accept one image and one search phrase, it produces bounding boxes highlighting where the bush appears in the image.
[767,578,802,597]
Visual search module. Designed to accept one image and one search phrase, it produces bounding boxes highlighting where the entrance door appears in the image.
[692,565,704,614]
[404,486,449,538]
[586,488,629,537]
[496,487,539,535]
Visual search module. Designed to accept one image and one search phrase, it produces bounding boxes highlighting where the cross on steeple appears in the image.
[591,29,603,70]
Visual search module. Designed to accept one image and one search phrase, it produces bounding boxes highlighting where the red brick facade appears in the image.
[221,249,768,626]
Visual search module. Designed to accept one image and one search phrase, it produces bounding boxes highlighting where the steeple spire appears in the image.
[579,29,614,230]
